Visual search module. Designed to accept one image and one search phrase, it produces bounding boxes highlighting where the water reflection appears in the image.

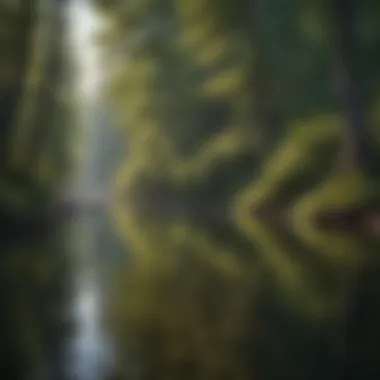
[60,192,119,380]
[107,197,380,380]
[0,196,379,380]
[65,260,113,380]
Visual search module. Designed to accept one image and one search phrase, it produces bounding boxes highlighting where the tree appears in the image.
[332,0,368,170]
[96,1,380,379]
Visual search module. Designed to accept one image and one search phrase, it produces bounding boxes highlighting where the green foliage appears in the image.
[0,0,72,220]
[96,0,380,379]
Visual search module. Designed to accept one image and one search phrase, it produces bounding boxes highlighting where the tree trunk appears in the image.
[26,0,64,168]
[247,0,278,151]
[0,2,36,168]
[332,0,368,171]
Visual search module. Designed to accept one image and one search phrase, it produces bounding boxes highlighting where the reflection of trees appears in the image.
[107,216,259,380]
[0,233,69,379]
[108,193,380,379]
[108,202,376,379]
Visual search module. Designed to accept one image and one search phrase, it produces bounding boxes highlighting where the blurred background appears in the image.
[0,0,380,379]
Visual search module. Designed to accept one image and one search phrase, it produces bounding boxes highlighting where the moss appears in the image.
[234,115,341,217]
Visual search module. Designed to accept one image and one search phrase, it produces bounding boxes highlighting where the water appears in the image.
[0,184,379,380]
[62,214,116,380]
